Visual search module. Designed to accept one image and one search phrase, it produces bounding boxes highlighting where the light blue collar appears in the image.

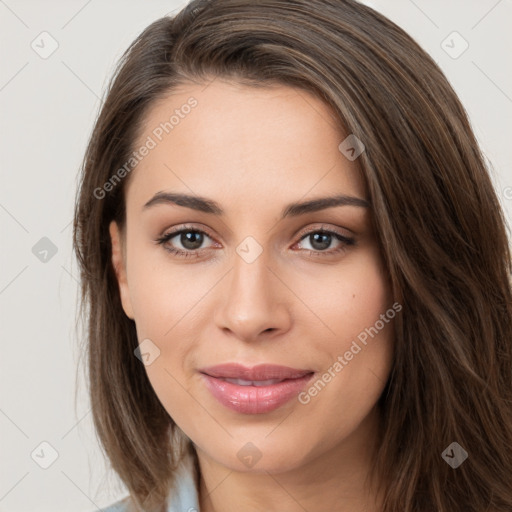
[102,451,200,512]
[166,450,200,512]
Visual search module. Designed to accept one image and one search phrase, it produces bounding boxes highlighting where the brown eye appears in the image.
[155,226,216,258]
[295,229,355,256]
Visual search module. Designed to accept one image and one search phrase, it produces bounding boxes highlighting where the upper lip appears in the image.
[199,363,313,381]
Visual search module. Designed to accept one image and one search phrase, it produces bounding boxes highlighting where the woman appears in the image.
[72,0,512,511]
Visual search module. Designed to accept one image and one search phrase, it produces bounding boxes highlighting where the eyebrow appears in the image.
[143,191,370,218]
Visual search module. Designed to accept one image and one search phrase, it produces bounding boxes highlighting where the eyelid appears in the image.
[158,222,350,243]
[161,222,215,237]
[294,222,353,240]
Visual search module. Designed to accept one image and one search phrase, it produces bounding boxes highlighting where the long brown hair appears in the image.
[72,1,512,510]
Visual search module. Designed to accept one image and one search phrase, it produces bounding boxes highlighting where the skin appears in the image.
[110,79,396,512]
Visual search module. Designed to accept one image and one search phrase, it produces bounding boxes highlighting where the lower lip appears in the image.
[200,373,314,414]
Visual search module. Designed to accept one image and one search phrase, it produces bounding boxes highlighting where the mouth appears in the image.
[198,363,315,414]
[199,362,313,380]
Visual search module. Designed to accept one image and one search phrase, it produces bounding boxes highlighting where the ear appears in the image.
[109,220,135,320]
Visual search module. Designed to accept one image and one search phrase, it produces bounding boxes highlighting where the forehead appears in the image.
[125,80,367,212]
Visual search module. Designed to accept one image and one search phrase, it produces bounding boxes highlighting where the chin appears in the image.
[197,436,313,474]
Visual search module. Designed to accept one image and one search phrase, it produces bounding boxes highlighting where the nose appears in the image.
[213,247,292,343]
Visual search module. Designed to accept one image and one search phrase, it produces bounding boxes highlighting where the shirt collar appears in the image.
[166,449,200,512]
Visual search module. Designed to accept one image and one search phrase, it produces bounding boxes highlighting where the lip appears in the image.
[199,363,315,414]
[200,363,313,380]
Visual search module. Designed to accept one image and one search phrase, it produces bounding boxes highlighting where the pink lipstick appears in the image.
[199,363,314,414]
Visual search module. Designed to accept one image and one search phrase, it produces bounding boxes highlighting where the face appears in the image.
[109,79,396,475]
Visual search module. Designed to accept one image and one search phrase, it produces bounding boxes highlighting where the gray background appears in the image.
[1,0,511,510]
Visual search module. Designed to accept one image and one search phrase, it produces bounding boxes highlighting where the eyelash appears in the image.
[154,224,356,259]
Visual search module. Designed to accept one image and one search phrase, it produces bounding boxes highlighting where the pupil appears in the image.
[181,231,203,250]
[311,233,331,250]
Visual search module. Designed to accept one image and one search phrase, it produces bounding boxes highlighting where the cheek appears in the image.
[125,230,216,338]
[123,235,222,378]
[126,259,205,433]
[297,247,395,406]
[123,237,204,395]
[338,250,395,373]
[293,245,393,348]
